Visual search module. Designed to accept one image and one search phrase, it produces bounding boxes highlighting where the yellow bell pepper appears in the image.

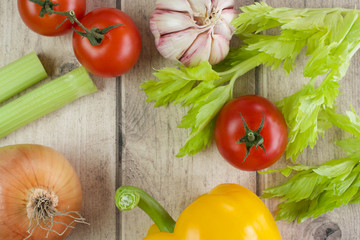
[115,183,282,240]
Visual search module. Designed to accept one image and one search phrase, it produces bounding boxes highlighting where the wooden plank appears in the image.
[120,0,256,239]
[0,1,117,239]
[259,0,360,239]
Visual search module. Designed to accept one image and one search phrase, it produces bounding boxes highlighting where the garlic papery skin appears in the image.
[150,0,237,67]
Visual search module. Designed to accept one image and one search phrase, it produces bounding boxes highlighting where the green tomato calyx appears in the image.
[237,112,267,162]
[73,24,123,46]
[29,0,124,46]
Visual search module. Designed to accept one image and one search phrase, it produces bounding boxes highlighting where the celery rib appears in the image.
[0,52,47,103]
[0,66,97,138]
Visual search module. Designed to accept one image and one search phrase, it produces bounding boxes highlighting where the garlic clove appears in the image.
[209,34,230,65]
[213,19,233,40]
[150,10,197,36]
[156,28,205,60]
[180,31,212,66]
[213,0,235,11]
[220,8,238,27]
[155,0,193,13]
[187,0,212,17]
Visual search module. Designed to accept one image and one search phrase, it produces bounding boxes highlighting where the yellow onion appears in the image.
[0,144,85,240]
[150,0,237,66]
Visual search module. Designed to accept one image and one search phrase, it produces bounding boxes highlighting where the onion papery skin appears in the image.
[0,144,82,240]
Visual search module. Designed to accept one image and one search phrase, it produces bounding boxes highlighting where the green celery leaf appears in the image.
[262,102,360,223]
[263,160,360,223]
[178,61,220,81]
[234,2,280,35]
[276,200,310,223]
[141,78,193,107]
[176,119,215,157]
[173,81,215,107]
[314,158,358,178]
[303,44,335,77]
[277,81,321,160]
[175,82,232,157]
[336,138,360,157]
[278,67,344,161]
[259,164,314,177]
[141,62,219,107]
[259,167,293,177]
[332,10,358,44]
[282,173,321,202]
[262,111,360,223]
[350,190,360,204]
[178,84,232,137]
[245,34,307,74]
[324,107,360,137]
[331,173,358,196]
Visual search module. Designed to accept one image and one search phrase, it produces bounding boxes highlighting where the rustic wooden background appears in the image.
[1,0,360,239]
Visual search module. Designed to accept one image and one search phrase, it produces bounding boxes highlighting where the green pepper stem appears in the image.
[115,186,176,233]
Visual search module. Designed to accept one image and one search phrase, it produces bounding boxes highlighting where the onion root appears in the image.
[25,188,88,240]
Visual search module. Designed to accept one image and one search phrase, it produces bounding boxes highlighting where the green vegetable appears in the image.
[260,107,360,223]
[235,3,360,161]
[142,2,360,159]
[0,66,97,138]
[0,52,47,103]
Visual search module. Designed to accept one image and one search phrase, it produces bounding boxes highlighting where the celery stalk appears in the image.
[0,52,47,103]
[0,66,97,138]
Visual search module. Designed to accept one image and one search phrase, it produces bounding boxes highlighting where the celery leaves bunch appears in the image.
[261,107,360,223]
[142,2,360,159]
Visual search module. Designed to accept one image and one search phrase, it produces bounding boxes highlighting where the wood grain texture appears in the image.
[0,1,117,239]
[120,1,256,240]
[259,0,360,239]
[3,0,360,239]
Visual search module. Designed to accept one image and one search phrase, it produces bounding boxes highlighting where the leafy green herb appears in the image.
[260,108,360,223]
[142,2,360,158]
[141,62,232,156]
[232,3,360,161]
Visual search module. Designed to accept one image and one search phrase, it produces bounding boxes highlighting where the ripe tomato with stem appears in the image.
[214,95,288,171]
[18,0,86,36]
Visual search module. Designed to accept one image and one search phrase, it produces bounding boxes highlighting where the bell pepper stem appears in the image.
[115,186,176,233]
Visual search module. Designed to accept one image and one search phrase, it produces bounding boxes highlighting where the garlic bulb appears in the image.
[150,0,237,66]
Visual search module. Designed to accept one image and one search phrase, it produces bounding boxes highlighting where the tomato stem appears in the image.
[28,0,123,46]
[29,0,47,5]
[237,113,267,162]
[247,132,255,142]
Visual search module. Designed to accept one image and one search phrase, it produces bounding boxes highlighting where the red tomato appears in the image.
[214,95,288,171]
[72,8,142,78]
[17,0,86,36]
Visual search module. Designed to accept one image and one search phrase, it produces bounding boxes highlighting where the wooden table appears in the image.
[1,0,360,239]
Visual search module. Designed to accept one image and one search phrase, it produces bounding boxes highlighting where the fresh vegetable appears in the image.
[260,107,360,223]
[72,8,142,78]
[18,0,86,36]
[0,144,86,239]
[0,52,47,103]
[0,66,97,138]
[150,0,236,66]
[20,1,135,78]
[214,95,287,171]
[142,2,360,159]
[115,183,282,240]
